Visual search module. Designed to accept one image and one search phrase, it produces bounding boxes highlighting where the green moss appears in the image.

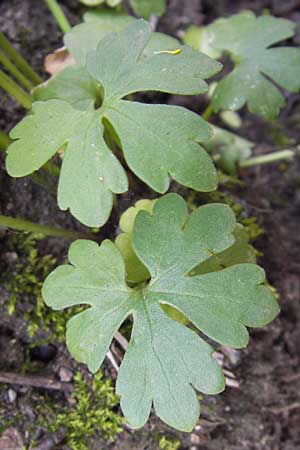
[37,371,124,450]
[2,233,82,343]
[158,436,181,450]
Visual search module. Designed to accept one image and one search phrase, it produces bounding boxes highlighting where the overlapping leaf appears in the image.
[186,11,300,118]
[129,0,166,19]
[42,193,279,431]
[7,20,221,227]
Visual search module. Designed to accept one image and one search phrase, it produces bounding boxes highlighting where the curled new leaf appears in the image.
[7,20,221,227]
[42,193,279,431]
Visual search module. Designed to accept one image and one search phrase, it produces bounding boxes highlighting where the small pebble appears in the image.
[7,388,17,403]
[191,433,201,445]
[58,366,73,382]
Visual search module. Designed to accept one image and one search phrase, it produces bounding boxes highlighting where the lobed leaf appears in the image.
[187,11,300,118]
[8,20,221,227]
[43,193,279,431]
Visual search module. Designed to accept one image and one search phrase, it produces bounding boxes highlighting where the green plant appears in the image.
[42,193,278,431]
[79,0,166,19]
[3,5,298,435]
[6,20,220,227]
[184,11,300,118]
[158,436,181,450]
[36,371,124,450]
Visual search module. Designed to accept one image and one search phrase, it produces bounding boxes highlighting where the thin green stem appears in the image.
[44,0,71,33]
[0,32,42,85]
[44,160,60,177]
[0,129,11,150]
[0,50,34,90]
[0,69,32,109]
[202,103,215,121]
[239,149,295,168]
[0,215,92,239]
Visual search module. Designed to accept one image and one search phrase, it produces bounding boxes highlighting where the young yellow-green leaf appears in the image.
[42,194,279,431]
[129,0,166,19]
[116,201,256,284]
[192,11,300,118]
[116,199,154,284]
[7,21,221,227]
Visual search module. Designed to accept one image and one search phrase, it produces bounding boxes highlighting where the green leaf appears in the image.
[104,101,217,192]
[7,21,221,226]
[192,11,300,118]
[33,66,101,111]
[115,199,154,284]
[192,224,257,275]
[6,101,127,227]
[65,11,179,67]
[65,12,135,66]
[43,193,279,431]
[88,21,221,97]
[129,0,166,19]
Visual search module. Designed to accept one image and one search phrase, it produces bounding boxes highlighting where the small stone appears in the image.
[3,252,18,263]
[58,366,73,382]
[190,434,201,445]
[7,389,16,403]
[0,427,24,450]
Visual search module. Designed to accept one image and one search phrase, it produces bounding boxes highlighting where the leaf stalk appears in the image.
[0,50,34,90]
[239,149,295,168]
[44,0,72,33]
[0,214,92,239]
[202,103,214,121]
[0,32,42,85]
[0,69,32,109]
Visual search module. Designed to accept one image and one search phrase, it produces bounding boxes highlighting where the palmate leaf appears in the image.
[115,199,256,284]
[42,194,279,431]
[7,20,221,227]
[187,11,300,118]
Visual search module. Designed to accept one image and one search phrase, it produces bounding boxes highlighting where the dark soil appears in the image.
[0,0,300,449]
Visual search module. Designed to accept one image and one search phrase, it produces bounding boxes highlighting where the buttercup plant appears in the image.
[185,10,300,118]
[42,194,278,431]
[2,2,298,433]
[6,20,221,227]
